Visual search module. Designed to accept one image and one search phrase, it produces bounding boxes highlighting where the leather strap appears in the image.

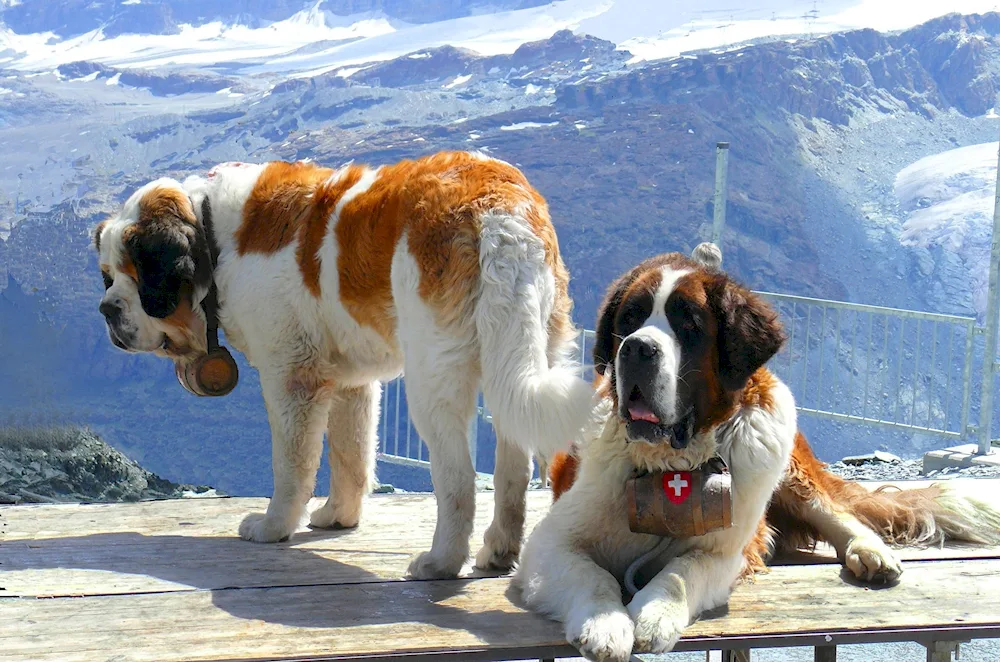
[195,196,222,353]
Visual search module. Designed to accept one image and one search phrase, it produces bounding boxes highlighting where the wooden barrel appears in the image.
[626,458,733,538]
[176,348,239,397]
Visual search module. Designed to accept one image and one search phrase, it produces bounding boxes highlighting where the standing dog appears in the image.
[514,245,1000,660]
[92,151,593,578]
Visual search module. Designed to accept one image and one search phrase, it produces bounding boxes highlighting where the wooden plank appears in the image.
[0,493,553,597]
[4,487,1000,598]
[2,559,998,662]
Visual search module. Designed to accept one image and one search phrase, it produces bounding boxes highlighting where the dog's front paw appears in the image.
[566,610,634,662]
[407,550,464,580]
[239,513,294,543]
[845,535,902,583]
[628,592,688,653]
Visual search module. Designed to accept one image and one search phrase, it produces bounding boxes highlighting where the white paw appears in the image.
[628,593,689,653]
[407,550,465,580]
[309,500,362,530]
[566,610,635,662]
[845,535,903,583]
[474,543,520,572]
[474,530,521,572]
[238,513,295,543]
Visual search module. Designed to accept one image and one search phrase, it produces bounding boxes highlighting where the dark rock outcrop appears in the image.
[0,427,217,504]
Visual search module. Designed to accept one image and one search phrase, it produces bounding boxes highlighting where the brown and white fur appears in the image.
[91,152,595,579]
[513,245,1000,661]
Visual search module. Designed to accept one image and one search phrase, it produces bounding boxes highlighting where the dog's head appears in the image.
[92,179,213,364]
[593,243,785,459]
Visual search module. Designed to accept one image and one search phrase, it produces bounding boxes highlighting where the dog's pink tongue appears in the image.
[628,404,660,424]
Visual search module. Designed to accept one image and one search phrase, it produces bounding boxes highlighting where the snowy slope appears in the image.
[3,0,1000,77]
[896,141,1000,320]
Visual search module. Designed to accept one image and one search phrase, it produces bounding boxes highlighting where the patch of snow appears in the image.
[182,488,222,498]
[987,107,999,119]
[105,72,121,85]
[122,0,141,4]
[524,83,541,95]
[500,120,559,131]
[70,71,99,82]
[467,132,481,140]
[2,0,995,77]
[575,121,587,129]
[408,52,431,59]
[215,87,232,95]
[444,73,473,89]
[895,142,1000,319]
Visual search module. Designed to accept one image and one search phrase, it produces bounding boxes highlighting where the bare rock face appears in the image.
[0,427,217,504]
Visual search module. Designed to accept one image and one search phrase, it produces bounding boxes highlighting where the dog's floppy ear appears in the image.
[709,276,786,391]
[593,268,640,376]
[125,224,197,319]
[92,220,108,253]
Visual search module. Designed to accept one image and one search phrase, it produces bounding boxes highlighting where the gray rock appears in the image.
[841,451,902,466]
[0,427,218,504]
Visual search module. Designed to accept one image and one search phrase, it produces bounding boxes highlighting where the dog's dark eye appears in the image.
[102,272,113,290]
[618,301,650,333]
[668,298,703,338]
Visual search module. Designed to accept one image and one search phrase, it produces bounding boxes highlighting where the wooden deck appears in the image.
[3,482,1000,661]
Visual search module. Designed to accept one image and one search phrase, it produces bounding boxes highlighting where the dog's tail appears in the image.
[833,475,1000,547]
[474,209,594,458]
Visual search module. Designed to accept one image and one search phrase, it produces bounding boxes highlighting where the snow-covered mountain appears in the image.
[897,141,1000,322]
[5,0,1000,77]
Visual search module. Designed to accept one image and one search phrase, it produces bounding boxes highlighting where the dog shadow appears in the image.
[7,526,556,643]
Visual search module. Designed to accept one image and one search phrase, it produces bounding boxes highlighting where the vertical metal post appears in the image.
[468,393,479,471]
[712,142,730,245]
[815,645,837,662]
[977,140,1000,455]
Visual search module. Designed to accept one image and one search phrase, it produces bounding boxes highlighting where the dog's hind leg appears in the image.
[475,429,532,571]
[310,381,380,530]
[771,432,903,583]
[401,344,481,579]
[392,245,481,579]
[240,364,333,543]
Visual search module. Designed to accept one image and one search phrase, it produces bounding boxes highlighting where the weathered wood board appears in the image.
[4,487,999,598]
[2,559,998,662]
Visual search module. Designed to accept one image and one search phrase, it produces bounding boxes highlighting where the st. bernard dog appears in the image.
[92,151,595,579]
[513,245,1000,660]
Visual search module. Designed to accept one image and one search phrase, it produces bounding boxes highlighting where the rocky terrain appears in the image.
[0,427,217,504]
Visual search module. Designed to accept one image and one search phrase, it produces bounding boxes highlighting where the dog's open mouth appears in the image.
[625,385,694,449]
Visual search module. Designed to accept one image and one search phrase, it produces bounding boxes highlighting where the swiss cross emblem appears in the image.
[662,471,692,505]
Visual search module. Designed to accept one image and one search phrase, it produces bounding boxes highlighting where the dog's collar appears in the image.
[193,195,222,353]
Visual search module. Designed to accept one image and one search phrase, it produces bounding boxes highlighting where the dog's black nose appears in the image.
[619,336,659,361]
[100,299,123,321]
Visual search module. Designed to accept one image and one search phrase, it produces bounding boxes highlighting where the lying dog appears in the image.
[514,245,1000,660]
[91,151,594,579]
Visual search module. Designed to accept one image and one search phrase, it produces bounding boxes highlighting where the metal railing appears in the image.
[376,296,993,474]
[760,292,979,440]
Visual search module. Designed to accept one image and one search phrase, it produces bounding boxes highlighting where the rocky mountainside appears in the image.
[0,427,217,504]
[4,13,1000,494]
